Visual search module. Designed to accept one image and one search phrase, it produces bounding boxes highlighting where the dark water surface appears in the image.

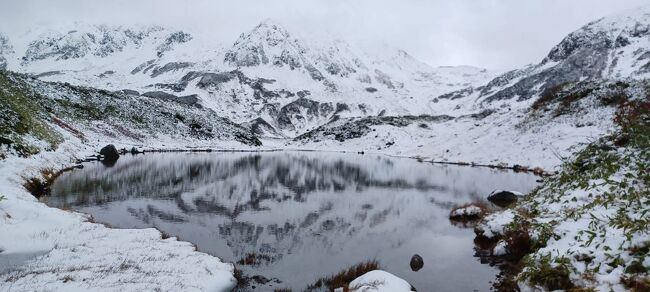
[47,151,539,291]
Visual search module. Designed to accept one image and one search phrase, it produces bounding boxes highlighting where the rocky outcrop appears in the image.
[118,89,140,96]
[244,117,281,137]
[274,97,344,132]
[22,25,172,63]
[150,62,193,78]
[196,72,238,89]
[156,31,192,56]
[296,114,455,143]
[142,91,201,107]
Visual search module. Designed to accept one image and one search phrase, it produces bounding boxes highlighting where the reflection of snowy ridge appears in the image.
[52,152,451,208]
[1,21,496,136]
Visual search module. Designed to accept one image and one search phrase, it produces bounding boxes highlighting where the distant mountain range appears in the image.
[0,20,496,136]
[1,6,649,168]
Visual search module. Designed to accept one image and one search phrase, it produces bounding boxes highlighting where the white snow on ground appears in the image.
[477,119,650,291]
[475,210,517,239]
[348,270,415,292]
[0,141,236,292]
[290,89,619,171]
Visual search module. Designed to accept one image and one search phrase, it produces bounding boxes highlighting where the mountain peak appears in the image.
[224,19,306,68]
[543,5,650,64]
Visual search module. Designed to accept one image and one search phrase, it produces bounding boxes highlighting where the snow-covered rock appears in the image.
[348,270,415,292]
[449,204,485,220]
[492,240,509,256]
[476,210,517,239]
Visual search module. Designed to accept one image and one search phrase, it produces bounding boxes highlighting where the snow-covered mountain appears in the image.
[1,6,648,167]
[293,6,650,168]
[0,20,496,137]
[439,6,650,107]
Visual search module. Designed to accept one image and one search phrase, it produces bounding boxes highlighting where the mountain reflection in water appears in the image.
[48,151,539,291]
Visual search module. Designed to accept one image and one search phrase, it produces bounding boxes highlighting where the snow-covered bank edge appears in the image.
[0,142,237,292]
[473,98,650,291]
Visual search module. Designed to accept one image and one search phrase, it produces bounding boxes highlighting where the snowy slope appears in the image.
[292,6,650,169]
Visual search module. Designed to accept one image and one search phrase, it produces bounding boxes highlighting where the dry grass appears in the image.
[237,252,274,266]
[307,260,380,292]
[22,168,63,199]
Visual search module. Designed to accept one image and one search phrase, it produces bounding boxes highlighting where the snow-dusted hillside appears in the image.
[0,20,496,137]
[292,6,650,169]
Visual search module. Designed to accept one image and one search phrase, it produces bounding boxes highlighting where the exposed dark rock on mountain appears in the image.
[150,62,193,78]
[156,31,192,56]
[142,91,201,107]
[296,114,455,143]
[244,117,281,137]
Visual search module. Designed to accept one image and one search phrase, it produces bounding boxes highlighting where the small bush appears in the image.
[237,252,274,266]
[233,267,249,289]
[520,255,574,291]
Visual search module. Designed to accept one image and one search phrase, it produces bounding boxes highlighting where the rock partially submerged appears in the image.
[348,270,415,292]
[487,190,524,207]
[409,254,424,272]
[99,144,119,164]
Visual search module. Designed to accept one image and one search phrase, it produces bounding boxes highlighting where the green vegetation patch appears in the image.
[0,72,63,157]
[491,87,650,291]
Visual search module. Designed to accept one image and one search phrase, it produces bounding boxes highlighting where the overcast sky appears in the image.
[1,0,647,69]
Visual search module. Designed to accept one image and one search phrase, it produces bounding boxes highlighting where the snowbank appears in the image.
[348,270,414,292]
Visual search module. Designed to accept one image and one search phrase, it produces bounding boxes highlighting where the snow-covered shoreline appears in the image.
[473,97,650,291]
[0,133,562,292]
[0,141,239,292]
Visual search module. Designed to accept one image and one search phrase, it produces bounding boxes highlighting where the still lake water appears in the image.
[47,151,539,291]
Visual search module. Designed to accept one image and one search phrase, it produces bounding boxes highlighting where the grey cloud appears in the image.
[0,0,646,69]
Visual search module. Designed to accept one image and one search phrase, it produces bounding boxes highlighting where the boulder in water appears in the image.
[409,254,423,272]
[99,144,120,166]
[487,190,523,207]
